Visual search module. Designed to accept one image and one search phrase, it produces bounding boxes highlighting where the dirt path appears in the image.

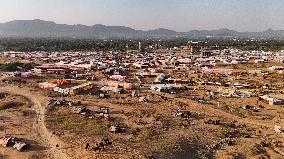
[0,86,71,159]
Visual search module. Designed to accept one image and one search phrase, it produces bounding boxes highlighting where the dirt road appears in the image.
[0,86,71,159]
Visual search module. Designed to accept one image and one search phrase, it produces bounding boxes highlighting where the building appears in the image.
[188,44,202,55]
[201,50,213,58]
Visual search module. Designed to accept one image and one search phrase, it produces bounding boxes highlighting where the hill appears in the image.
[0,19,283,39]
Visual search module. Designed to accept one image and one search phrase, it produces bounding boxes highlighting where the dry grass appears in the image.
[135,128,160,142]
[152,139,213,159]
[0,154,8,159]
[29,153,49,159]
[46,108,109,137]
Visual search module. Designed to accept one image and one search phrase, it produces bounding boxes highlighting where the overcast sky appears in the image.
[0,0,283,32]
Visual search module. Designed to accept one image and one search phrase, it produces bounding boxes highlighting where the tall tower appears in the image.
[138,42,142,51]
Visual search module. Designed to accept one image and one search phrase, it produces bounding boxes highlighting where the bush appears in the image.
[0,93,8,99]
[0,101,26,110]
[0,62,38,72]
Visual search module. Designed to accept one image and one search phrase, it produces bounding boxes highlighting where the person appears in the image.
[85,143,90,150]
[98,142,104,149]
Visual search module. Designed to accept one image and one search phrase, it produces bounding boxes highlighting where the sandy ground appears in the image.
[0,85,71,159]
[2,61,284,158]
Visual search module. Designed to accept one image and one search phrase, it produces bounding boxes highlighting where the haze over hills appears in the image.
[0,19,283,39]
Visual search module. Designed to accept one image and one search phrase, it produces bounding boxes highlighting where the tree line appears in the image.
[0,38,283,52]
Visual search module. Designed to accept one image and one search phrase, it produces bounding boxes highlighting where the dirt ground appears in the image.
[1,61,284,159]
[0,93,49,159]
[0,84,71,159]
[43,89,284,159]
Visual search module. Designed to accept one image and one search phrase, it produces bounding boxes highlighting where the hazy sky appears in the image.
[0,0,283,32]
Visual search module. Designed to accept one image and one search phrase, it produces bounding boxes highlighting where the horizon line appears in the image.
[0,19,283,33]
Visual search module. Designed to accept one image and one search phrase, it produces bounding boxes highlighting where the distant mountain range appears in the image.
[0,19,283,39]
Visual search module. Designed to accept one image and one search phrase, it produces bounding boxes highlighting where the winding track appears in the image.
[0,85,71,159]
